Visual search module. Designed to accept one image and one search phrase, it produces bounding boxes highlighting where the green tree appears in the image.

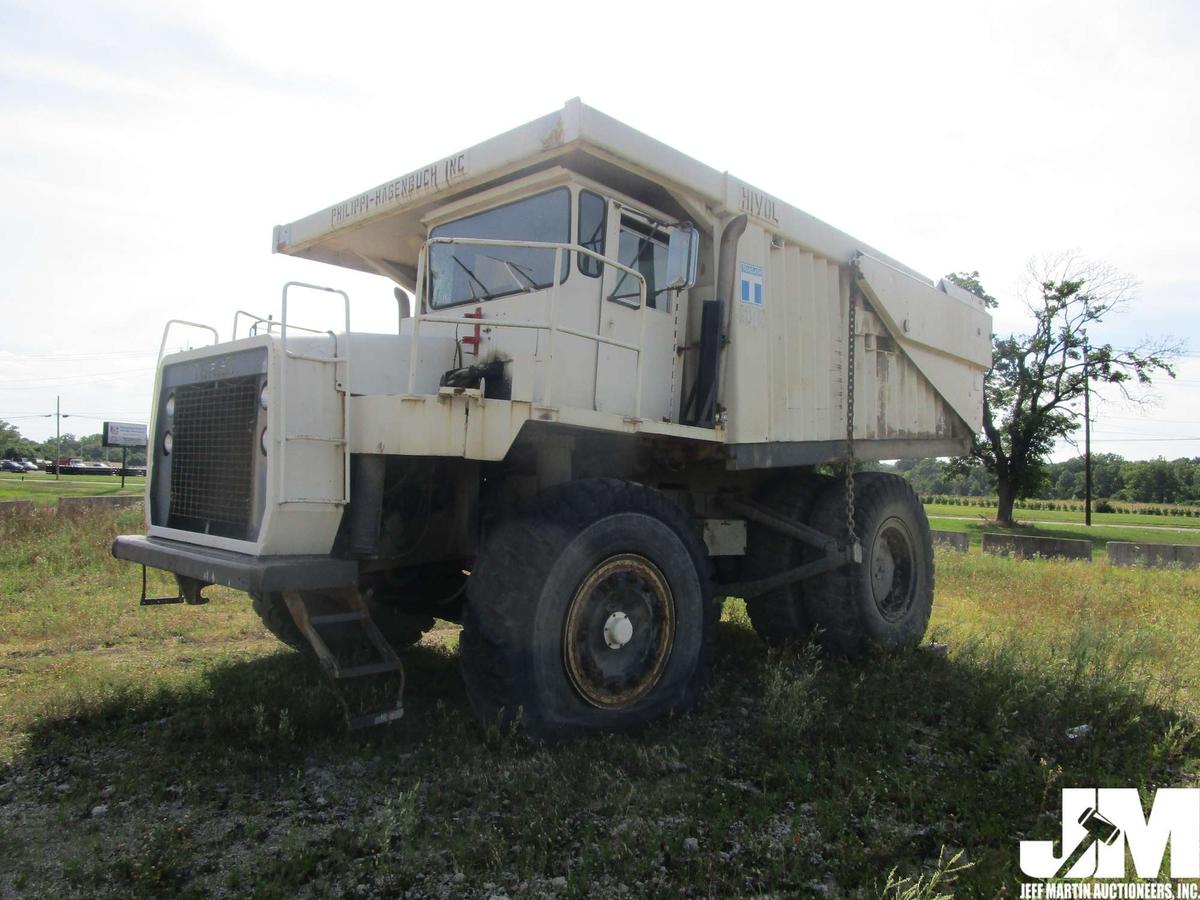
[1090,453,1126,499]
[902,457,951,495]
[1124,458,1180,504]
[1054,469,1083,499]
[945,255,1177,525]
[0,420,38,461]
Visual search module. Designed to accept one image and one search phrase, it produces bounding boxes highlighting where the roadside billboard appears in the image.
[102,421,148,449]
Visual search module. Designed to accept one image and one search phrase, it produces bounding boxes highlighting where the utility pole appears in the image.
[1083,359,1092,526]
[44,396,70,481]
[55,396,62,482]
[1083,321,1092,527]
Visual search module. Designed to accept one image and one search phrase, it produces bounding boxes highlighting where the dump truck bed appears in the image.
[273,99,927,287]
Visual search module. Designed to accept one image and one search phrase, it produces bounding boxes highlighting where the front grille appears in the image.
[168,375,259,539]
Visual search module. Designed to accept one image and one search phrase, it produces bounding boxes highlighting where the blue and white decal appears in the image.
[739,262,764,306]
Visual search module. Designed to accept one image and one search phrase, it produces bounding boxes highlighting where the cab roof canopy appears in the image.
[273,98,929,289]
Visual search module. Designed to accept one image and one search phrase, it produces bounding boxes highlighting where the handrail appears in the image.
[280,281,350,363]
[232,309,269,340]
[233,309,334,341]
[158,320,219,361]
[278,281,352,506]
[410,237,648,418]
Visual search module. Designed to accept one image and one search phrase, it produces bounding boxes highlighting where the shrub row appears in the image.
[919,495,1200,517]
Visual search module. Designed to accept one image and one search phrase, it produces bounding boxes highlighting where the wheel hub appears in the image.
[603,611,634,649]
[563,554,675,709]
[869,516,917,622]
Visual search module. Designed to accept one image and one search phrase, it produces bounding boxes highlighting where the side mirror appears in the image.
[394,286,412,320]
[664,225,700,291]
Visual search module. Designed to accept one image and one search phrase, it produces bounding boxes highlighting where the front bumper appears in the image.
[112,535,357,593]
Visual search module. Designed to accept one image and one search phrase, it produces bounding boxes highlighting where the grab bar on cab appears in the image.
[158,320,219,361]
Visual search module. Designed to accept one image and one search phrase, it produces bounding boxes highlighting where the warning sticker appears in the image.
[739,262,764,306]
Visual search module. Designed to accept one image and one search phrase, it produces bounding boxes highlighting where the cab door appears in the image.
[593,204,683,421]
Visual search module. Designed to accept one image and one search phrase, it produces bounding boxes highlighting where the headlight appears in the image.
[259,382,269,410]
[162,432,173,455]
[260,427,269,455]
[164,393,175,417]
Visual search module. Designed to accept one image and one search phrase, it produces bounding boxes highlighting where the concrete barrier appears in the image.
[981,532,1092,561]
[0,500,35,516]
[931,530,969,552]
[1107,542,1200,570]
[57,495,143,514]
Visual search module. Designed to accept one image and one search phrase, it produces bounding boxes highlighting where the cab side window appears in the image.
[610,215,670,310]
[577,190,606,277]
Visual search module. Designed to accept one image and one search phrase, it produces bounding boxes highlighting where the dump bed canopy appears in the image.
[272,99,931,287]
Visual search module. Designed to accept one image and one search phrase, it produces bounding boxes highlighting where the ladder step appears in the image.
[310,611,369,626]
[281,588,406,729]
[336,659,404,680]
[347,707,405,730]
[284,434,347,444]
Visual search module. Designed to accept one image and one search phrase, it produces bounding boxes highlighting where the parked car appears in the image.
[46,458,87,475]
[20,459,39,472]
[1,459,27,473]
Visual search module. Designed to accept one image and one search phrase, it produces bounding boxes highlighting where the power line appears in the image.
[52,413,148,423]
[0,349,156,361]
[1101,415,1199,425]
[1,412,148,419]
[0,368,155,389]
[0,366,153,383]
[1094,432,1200,441]
[1091,437,1200,443]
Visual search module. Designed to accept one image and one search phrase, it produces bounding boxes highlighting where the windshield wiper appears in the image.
[485,255,539,293]
[450,254,493,300]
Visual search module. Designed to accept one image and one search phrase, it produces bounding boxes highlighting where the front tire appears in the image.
[804,473,933,657]
[460,479,719,738]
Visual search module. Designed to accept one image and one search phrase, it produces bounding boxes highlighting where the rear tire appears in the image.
[460,478,719,738]
[804,473,933,657]
[743,474,827,644]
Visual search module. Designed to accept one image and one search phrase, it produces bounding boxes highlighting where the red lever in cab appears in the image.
[460,307,483,355]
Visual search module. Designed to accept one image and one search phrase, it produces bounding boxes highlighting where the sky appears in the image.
[1,0,1197,459]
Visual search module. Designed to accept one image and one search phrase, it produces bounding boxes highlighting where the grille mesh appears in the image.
[168,375,259,538]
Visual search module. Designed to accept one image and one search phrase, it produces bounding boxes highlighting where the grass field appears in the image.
[1,507,1197,897]
[0,471,145,507]
[927,513,1200,551]
[923,501,1200,531]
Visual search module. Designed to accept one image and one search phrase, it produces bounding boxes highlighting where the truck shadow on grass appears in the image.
[7,617,1198,897]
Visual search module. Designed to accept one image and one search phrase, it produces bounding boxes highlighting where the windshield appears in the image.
[429,187,570,308]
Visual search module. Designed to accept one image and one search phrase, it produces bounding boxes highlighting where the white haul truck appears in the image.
[114,100,992,735]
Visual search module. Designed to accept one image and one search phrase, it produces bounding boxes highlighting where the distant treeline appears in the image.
[0,420,147,466]
[886,454,1200,505]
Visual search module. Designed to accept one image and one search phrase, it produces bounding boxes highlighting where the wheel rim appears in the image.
[869,517,917,622]
[563,553,676,709]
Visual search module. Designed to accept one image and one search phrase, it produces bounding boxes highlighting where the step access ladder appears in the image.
[277,281,352,508]
[283,588,405,730]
